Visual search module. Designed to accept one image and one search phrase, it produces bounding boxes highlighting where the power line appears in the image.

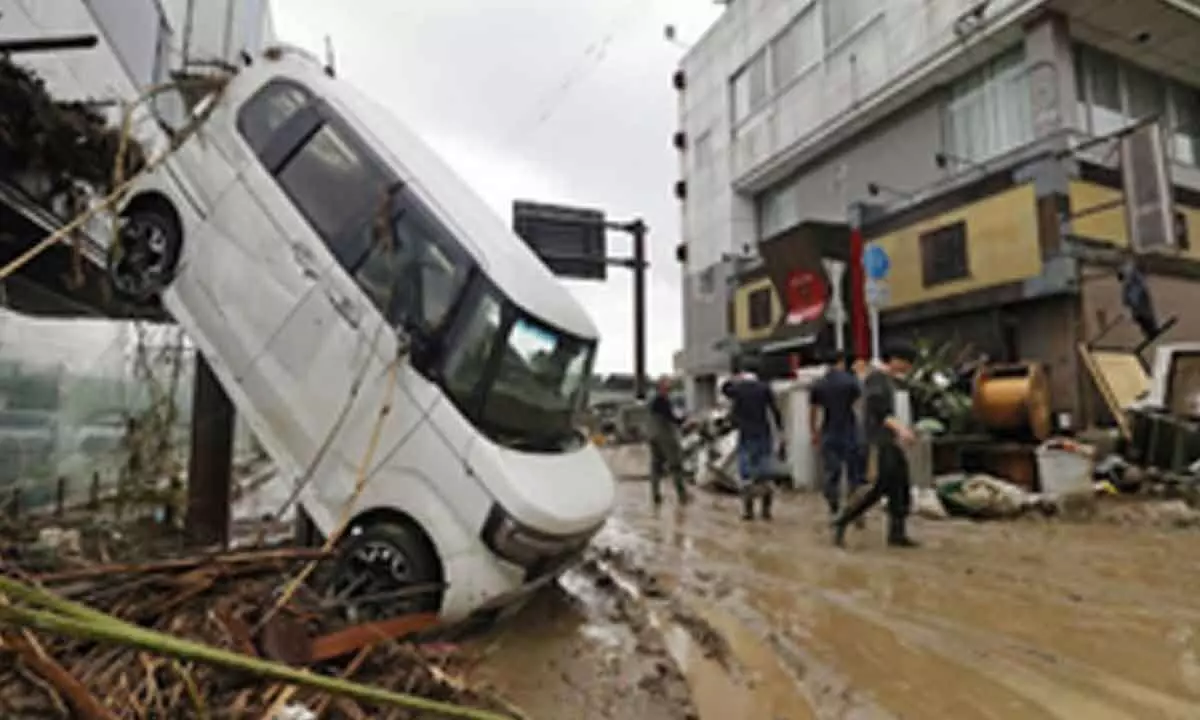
[500,0,662,148]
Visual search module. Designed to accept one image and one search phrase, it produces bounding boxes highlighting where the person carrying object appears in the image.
[647,376,691,506]
[832,341,919,548]
[810,349,866,520]
[721,358,784,521]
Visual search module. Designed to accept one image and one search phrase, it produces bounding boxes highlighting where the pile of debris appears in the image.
[0,54,144,199]
[0,540,522,719]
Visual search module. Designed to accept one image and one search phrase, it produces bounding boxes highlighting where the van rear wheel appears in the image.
[108,206,182,302]
[325,521,443,622]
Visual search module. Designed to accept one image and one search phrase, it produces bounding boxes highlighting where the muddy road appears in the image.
[466,480,1200,719]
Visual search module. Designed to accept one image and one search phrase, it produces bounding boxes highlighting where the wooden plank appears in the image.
[1077,342,1133,439]
[309,613,440,664]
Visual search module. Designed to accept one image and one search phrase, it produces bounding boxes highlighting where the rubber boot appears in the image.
[831,519,847,548]
[675,474,691,505]
[887,515,919,548]
[650,475,663,506]
[741,490,754,521]
[760,489,773,520]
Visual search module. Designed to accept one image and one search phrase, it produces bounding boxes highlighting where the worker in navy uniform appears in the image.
[810,349,865,519]
[721,356,784,521]
[646,376,691,506]
[832,342,919,548]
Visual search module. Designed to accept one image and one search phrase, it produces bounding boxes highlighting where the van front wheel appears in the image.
[325,521,443,622]
[108,206,182,303]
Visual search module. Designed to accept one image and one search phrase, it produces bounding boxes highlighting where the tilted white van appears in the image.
[109,45,616,623]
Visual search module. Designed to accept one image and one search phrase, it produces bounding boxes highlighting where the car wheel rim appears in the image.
[328,538,422,622]
[113,217,170,297]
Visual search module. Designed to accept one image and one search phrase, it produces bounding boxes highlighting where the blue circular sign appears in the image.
[863,244,890,281]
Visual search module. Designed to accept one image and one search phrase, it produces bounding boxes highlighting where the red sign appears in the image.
[785,269,827,325]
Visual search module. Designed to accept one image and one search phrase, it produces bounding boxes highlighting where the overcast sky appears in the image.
[270,0,723,375]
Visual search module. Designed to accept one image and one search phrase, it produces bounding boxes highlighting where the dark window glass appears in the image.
[274,122,390,249]
[441,289,503,409]
[345,189,470,335]
[237,81,313,156]
[920,221,970,287]
[747,287,772,329]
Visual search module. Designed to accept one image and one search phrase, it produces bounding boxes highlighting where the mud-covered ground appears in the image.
[466,480,1200,720]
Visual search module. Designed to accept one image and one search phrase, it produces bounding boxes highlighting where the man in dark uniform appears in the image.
[810,350,865,519]
[721,357,784,521]
[832,342,919,548]
[647,376,691,506]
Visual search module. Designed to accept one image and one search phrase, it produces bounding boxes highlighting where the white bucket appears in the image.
[1036,442,1094,498]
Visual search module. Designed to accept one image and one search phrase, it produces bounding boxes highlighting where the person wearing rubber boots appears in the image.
[810,350,866,520]
[647,376,691,506]
[721,358,784,521]
[832,342,919,548]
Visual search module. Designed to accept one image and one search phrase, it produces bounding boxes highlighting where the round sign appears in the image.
[864,244,890,281]
[784,269,828,325]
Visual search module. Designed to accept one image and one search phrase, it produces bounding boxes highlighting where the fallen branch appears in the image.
[7,630,117,720]
[0,575,515,720]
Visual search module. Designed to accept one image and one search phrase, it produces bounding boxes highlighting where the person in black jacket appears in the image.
[721,358,783,521]
[832,342,919,548]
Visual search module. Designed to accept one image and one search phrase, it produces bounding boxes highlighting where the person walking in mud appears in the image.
[647,376,691,506]
[810,350,866,521]
[832,342,919,548]
[721,357,783,521]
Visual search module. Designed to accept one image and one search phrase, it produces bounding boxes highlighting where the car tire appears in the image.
[107,205,183,303]
[325,520,443,622]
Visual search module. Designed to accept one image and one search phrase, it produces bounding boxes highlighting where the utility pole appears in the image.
[622,219,649,399]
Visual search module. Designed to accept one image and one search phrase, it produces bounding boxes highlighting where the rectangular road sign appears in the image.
[513,200,608,280]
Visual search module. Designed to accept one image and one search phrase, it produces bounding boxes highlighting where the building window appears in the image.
[747,287,772,330]
[920,221,969,287]
[1075,45,1200,168]
[732,51,770,124]
[772,6,821,88]
[944,44,1032,163]
[1170,84,1200,167]
[823,0,880,50]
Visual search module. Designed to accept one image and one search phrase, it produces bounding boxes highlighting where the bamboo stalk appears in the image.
[0,597,512,720]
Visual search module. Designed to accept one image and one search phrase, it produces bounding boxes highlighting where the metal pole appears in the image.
[848,203,869,359]
[870,306,881,362]
[185,352,234,548]
[631,219,648,400]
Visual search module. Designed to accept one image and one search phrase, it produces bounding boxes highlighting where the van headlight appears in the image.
[480,503,590,568]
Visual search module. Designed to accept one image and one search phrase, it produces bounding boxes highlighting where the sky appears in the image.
[269,0,723,375]
[1,0,723,377]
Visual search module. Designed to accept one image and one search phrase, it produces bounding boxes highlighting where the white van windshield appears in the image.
[441,286,594,452]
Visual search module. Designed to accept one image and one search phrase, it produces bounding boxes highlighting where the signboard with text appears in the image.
[512,200,608,280]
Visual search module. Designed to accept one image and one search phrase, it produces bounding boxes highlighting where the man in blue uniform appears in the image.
[810,350,865,519]
[721,358,784,521]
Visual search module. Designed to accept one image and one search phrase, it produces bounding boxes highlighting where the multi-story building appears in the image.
[674,0,1200,425]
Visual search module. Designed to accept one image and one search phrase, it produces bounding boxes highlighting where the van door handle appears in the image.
[291,243,319,280]
[326,289,361,330]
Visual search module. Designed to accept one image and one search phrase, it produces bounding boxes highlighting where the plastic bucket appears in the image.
[1035,441,1093,497]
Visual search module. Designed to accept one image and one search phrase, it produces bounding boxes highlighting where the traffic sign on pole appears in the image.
[865,278,889,308]
[863,244,890,281]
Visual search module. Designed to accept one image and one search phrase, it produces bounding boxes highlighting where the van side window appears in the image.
[237,81,313,156]
[349,190,470,336]
[274,122,390,247]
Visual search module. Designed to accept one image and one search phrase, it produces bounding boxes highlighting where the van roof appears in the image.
[264,54,600,342]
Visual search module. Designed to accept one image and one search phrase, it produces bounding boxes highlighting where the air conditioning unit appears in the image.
[1120,122,1177,253]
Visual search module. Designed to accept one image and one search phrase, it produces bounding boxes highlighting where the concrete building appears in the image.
[674,0,1200,425]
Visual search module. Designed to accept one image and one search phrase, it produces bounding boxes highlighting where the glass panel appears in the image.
[824,0,880,48]
[772,7,820,87]
[480,312,595,450]
[1172,83,1200,167]
[275,123,390,244]
[1088,49,1125,135]
[441,289,503,409]
[238,82,312,155]
[944,45,1031,162]
[348,190,470,335]
[747,52,769,111]
[1126,64,1166,122]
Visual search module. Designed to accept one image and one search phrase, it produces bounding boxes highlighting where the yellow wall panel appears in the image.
[732,276,782,341]
[868,184,1043,309]
[1067,181,1200,259]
